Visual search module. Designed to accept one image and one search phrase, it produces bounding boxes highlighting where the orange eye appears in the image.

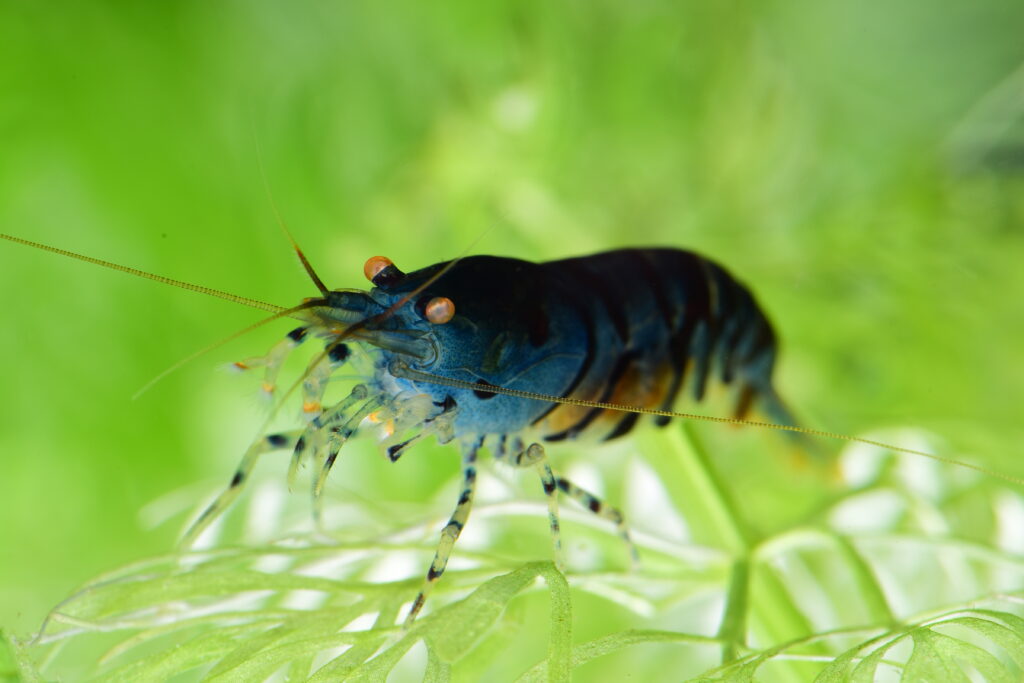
[424,296,455,324]
[363,256,393,283]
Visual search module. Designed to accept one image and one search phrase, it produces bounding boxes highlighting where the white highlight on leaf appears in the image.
[626,455,690,543]
[995,491,1024,552]
[829,488,906,533]
[246,479,287,541]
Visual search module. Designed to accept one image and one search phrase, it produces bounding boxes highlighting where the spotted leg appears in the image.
[179,429,303,548]
[310,394,386,527]
[381,395,459,463]
[555,476,639,568]
[404,436,484,627]
[287,383,369,491]
[506,442,564,571]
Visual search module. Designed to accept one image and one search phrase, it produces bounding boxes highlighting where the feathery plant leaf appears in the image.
[0,631,41,683]
[12,423,1024,681]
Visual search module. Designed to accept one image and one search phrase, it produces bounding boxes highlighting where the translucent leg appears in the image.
[180,429,303,548]
[310,395,386,527]
[286,383,369,491]
[231,327,308,399]
[380,395,458,463]
[510,443,564,570]
[299,344,350,422]
[404,437,484,627]
[555,476,640,568]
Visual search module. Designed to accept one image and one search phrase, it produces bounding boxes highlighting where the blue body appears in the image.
[355,249,791,443]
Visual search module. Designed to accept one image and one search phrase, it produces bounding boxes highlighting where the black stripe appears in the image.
[604,412,640,440]
[689,257,722,402]
[605,255,665,436]
[328,342,350,363]
[529,273,598,426]
[635,251,676,326]
[558,258,631,345]
[633,251,685,429]
[706,262,752,385]
[387,438,414,462]
[545,350,638,442]
[473,379,498,400]
[655,251,711,425]
[702,261,777,390]
[690,323,713,402]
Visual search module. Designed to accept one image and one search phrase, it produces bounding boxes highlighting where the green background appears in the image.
[2,0,1023,677]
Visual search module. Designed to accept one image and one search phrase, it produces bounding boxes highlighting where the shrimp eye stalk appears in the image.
[363,256,392,281]
[364,255,406,288]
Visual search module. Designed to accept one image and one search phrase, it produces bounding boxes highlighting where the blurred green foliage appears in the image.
[1,0,1023,679]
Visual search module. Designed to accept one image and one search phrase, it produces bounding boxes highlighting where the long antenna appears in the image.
[391,361,1024,488]
[1,233,284,314]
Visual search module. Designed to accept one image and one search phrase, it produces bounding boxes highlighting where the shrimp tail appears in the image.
[759,388,829,461]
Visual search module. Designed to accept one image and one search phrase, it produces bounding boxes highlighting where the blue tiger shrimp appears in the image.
[2,232,969,626]
[175,246,804,624]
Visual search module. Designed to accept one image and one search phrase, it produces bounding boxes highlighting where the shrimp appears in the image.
[2,233,1005,627]
[180,247,803,625]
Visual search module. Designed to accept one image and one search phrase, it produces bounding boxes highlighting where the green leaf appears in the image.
[850,633,904,683]
[103,623,273,683]
[954,612,1024,670]
[424,646,452,683]
[428,564,544,663]
[516,630,719,682]
[0,631,42,683]
[905,629,1011,683]
[304,602,402,682]
[205,601,385,679]
[814,632,890,683]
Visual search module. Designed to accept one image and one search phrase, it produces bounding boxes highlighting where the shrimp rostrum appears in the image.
[181,247,797,625]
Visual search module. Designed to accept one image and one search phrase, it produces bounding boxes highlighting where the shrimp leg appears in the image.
[232,326,309,399]
[555,476,639,568]
[508,443,564,571]
[310,394,386,527]
[179,429,303,548]
[287,383,369,491]
[404,436,484,627]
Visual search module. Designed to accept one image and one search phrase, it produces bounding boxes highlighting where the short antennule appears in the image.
[253,128,330,297]
[290,242,330,297]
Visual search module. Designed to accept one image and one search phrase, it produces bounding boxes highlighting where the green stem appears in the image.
[644,425,821,677]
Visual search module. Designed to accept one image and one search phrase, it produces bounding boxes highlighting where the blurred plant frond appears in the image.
[11,424,1024,682]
